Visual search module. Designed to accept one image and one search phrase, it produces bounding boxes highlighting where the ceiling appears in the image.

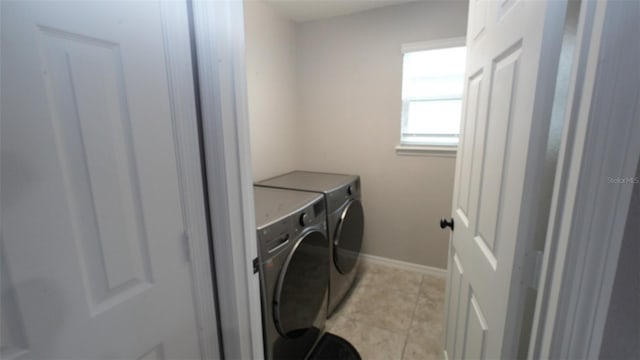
[265,0,417,23]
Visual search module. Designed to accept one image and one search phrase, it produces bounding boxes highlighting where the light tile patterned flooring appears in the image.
[326,261,446,360]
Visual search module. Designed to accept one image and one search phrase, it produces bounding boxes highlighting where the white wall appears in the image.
[244,0,298,181]
[295,1,468,269]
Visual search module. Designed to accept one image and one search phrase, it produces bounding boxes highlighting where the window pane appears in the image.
[403,74,464,99]
[400,44,466,146]
[404,99,462,136]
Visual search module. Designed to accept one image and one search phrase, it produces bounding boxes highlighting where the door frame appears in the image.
[187,0,639,359]
[528,0,640,358]
[189,1,264,359]
[158,1,222,359]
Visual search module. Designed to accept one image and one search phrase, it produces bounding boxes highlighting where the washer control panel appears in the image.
[258,198,326,254]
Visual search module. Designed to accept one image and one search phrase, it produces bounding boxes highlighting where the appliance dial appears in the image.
[300,213,311,226]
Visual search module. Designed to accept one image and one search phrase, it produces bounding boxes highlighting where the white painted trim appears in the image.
[359,253,447,278]
[399,37,465,157]
[395,145,457,158]
[402,36,466,53]
[496,1,569,356]
[159,1,220,358]
[190,1,264,359]
[529,0,640,358]
[527,0,599,356]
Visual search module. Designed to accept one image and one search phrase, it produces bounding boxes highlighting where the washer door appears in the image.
[273,230,329,338]
[334,199,364,274]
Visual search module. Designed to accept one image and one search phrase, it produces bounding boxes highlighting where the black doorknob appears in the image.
[440,218,454,231]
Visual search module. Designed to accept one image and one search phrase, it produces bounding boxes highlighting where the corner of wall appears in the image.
[243,1,300,181]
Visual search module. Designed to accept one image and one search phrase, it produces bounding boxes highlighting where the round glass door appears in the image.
[274,230,329,338]
[334,199,364,274]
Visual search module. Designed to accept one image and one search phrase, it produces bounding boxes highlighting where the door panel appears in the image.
[445,254,464,358]
[464,296,489,359]
[468,0,488,42]
[456,72,483,225]
[476,45,521,255]
[452,256,470,360]
[445,0,566,358]
[1,1,203,359]
[446,252,491,360]
[42,28,154,312]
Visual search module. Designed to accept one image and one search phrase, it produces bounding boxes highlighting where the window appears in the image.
[399,39,466,152]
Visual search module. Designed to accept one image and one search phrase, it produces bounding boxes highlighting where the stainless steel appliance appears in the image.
[256,171,364,316]
[253,186,329,360]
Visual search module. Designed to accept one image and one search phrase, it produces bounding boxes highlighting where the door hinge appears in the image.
[252,257,259,274]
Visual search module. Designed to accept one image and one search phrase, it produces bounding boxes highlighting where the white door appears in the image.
[444,0,567,358]
[1,1,207,359]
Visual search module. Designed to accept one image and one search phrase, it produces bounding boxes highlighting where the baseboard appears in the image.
[359,253,447,278]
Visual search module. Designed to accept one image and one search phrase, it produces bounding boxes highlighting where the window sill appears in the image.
[395,144,457,157]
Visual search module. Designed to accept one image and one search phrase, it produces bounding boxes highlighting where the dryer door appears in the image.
[273,230,329,338]
[334,199,364,274]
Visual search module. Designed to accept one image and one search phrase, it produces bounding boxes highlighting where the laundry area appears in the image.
[2,0,637,359]
[245,1,466,359]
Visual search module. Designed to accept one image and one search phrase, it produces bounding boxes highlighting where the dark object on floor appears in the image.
[308,332,361,360]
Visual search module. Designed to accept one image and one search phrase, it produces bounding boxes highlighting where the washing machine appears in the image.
[256,171,364,316]
[253,186,330,360]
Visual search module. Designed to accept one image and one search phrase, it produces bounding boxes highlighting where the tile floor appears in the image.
[326,261,446,360]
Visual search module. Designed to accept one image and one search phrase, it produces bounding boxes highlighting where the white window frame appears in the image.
[396,37,466,157]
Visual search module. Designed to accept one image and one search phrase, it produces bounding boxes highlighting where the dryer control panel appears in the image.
[326,178,361,213]
[258,199,326,256]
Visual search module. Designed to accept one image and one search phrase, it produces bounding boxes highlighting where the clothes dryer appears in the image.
[256,171,364,316]
[253,186,329,360]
